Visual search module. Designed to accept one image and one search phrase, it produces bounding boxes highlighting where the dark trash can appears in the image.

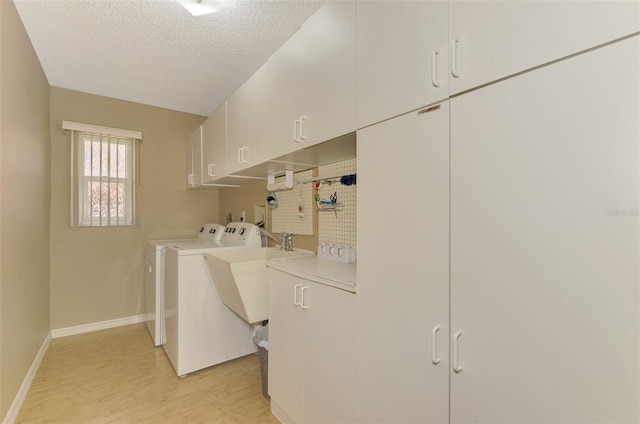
[254,325,269,400]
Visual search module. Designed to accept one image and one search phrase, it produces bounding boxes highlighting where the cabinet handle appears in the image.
[300,286,309,310]
[453,330,463,373]
[299,116,308,140]
[207,164,215,177]
[431,49,441,87]
[293,284,302,306]
[450,36,462,78]
[293,119,301,142]
[431,325,441,365]
[238,147,249,164]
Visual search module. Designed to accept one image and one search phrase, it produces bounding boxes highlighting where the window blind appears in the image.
[64,121,141,227]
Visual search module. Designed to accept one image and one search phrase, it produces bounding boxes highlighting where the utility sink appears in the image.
[204,247,314,324]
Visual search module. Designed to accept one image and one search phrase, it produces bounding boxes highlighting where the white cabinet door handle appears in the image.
[453,330,463,373]
[300,286,309,310]
[451,36,462,78]
[431,49,441,87]
[293,119,301,142]
[293,284,302,306]
[431,325,441,365]
[299,116,308,140]
[238,147,249,164]
[207,164,215,177]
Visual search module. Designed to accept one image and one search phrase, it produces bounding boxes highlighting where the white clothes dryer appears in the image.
[145,223,225,346]
[163,222,262,377]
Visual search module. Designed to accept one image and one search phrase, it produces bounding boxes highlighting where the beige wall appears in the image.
[0,0,51,418]
[218,181,318,252]
[49,88,214,329]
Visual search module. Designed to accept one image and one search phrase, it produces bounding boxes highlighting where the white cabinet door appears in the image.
[357,0,448,128]
[269,1,356,156]
[356,102,450,423]
[449,1,640,95]
[303,281,356,424]
[201,103,227,184]
[226,62,271,174]
[269,30,305,159]
[450,36,639,423]
[186,126,201,188]
[269,270,304,424]
[269,269,357,424]
[298,0,356,147]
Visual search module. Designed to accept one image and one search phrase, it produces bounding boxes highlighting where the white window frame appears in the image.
[63,121,142,227]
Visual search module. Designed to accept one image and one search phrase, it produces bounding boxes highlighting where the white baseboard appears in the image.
[50,314,148,339]
[2,332,52,424]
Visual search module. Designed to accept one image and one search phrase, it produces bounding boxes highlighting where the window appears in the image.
[63,121,141,227]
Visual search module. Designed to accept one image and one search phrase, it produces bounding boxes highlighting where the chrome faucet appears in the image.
[280,232,294,252]
[260,228,294,251]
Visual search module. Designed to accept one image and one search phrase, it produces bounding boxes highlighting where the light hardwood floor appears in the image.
[16,324,279,424]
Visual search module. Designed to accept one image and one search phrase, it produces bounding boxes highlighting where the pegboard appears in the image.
[271,169,314,235]
[317,159,357,249]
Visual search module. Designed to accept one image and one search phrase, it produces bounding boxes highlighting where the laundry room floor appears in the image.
[16,323,278,424]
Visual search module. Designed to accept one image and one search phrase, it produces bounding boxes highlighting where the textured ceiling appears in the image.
[14,0,323,116]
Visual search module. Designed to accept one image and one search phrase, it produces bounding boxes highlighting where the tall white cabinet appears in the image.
[356,3,639,423]
[449,35,639,423]
[356,102,450,423]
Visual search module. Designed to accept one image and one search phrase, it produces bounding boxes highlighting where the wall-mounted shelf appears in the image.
[316,201,343,212]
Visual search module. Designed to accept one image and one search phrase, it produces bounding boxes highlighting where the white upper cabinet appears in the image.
[226,61,271,174]
[201,103,227,184]
[269,1,356,156]
[448,0,640,95]
[186,126,199,188]
[186,126,203,188]
[357,1,448,129]
[301,1,356,145]
[268,25,304,158]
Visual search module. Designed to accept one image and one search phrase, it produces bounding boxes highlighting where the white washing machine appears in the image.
[144,223,225,346]
[163,222,263,377]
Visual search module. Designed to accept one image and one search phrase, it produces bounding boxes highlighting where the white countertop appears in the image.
[267,255,357,293]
